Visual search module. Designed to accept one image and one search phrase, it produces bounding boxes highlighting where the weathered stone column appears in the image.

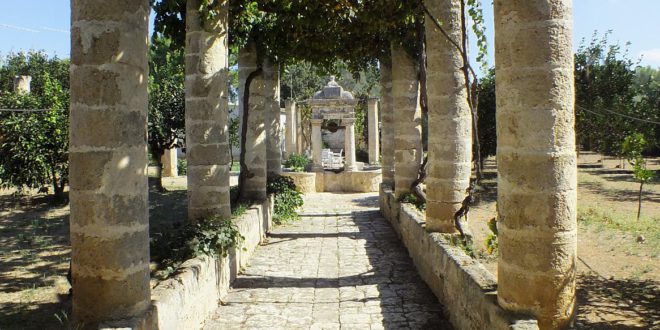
[238,43,267,200]
[495,1,577,328]
[344,118,358,172]
[391,44,422,198]
[69,0,150,327]
[367,98,380,165]
[161,147,178,177]
[424,0,473,233]
[13,75,31,94]
[185,0,231,221]
[284,100,297,159]
[380,61,395,186]
[297,109,305,154]
[264,59,282,175]
[311,119,323,171]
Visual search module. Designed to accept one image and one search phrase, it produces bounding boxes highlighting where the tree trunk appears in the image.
[637,182,644,221]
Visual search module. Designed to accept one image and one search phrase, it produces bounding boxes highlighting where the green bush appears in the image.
[177,158,187,175]
[151,215,245,279]
[284,153,310,172]
[485,217,498,255]
[399,192,426,211]
[267,175,304,224]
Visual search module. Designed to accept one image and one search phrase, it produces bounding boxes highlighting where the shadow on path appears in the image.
[205,194,452,330]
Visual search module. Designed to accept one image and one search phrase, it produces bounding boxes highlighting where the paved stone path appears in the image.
[204,193,451,330]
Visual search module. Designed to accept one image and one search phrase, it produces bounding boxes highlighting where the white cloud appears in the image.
[639,49,660,66]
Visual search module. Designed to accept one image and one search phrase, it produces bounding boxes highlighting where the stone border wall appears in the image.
[146,197,273,330]
[281,170,382,193]
[379,186,538,330]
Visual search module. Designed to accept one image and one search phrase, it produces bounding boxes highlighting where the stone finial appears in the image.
[313,77,354,100]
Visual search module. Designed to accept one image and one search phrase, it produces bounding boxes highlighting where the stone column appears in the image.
[310,119,323,171]
[380,60,395,186]
[238,43,267,200]
[284,100,297,159]
[161,146,178,177]
[13,75,31,94]
[185,0,231,221]
[367,98,380,165]
[424,0,473,233]
[391,44,422,199]
[264,59,282,175]
[495,1,577,328]
[297,110,305,155]
[344,118,358,172]
[69,0,150,327]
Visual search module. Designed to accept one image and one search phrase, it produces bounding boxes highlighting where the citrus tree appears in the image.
[0,52,69,198]
[148,35,185,189]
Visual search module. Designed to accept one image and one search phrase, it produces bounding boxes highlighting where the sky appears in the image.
[1,0,659,73]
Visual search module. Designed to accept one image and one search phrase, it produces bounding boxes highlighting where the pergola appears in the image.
[68,1,577,329]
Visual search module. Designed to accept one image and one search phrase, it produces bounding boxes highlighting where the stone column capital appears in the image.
[311,119,324,125]
[342,118,356,125]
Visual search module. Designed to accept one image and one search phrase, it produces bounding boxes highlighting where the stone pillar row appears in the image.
[380,62,395,186]
[310,119,323,171]
[344,118,358,172]
[391,44,423,199]
[238,43,267,200]
[367,98,380,165]
[424,0,473,233]
[264,59,282,175]
[284,100,298,159]
[495,0,577,328]
[69,0,151,327]
[185,0,231,221]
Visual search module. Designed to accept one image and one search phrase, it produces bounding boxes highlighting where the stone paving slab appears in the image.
[203,193,452,330]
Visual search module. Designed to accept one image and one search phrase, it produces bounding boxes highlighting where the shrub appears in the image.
[284,153,310,172]
[399,192,426,211]
[151,214,245,279]
[485,217,498,255]
[267,175,304,224]
[177,158,187,175]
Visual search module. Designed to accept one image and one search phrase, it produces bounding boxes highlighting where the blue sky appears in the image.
[1,0,659,72]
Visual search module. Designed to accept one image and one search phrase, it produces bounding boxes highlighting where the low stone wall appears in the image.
[281,171,316,193]
[147,197,273,330]
[282,170,382,193]
[321,170,381,192]
[379,185,538,330]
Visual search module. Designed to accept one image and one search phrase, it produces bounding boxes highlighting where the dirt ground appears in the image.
[470,152,659,329]
[0,158,658,329]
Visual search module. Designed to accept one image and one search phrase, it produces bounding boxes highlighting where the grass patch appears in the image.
[578,206,659,253]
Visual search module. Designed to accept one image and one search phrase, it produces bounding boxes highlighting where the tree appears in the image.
[0,52,69,198]
[476,68,496,166]
[632,66,660,154]
[622,133,656,221]
[574,32,647,156]
[148,35,185,190]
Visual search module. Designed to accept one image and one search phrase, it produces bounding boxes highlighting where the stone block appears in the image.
[72,230,150,271]
[73,267,150,324]
[69,108,147,148]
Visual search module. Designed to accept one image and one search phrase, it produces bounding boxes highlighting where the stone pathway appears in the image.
[203,193,451,330]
